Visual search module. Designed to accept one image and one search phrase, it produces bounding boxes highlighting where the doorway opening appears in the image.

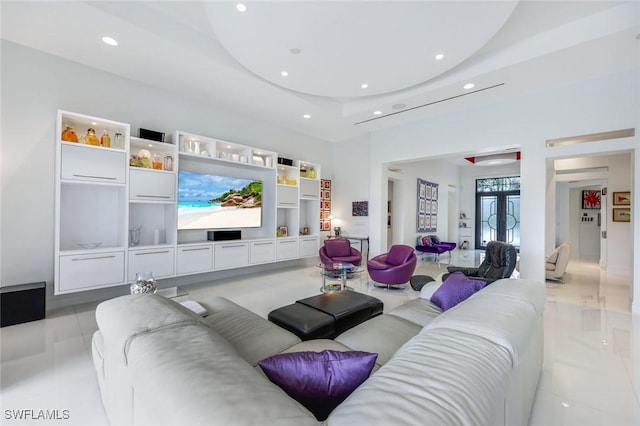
[475,176,521,250]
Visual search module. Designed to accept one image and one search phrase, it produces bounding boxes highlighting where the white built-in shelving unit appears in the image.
[53,111,321,294]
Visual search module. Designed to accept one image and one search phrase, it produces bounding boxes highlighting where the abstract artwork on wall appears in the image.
[417,178,438,232]
[582,190,601,209]
[352,201,368,216]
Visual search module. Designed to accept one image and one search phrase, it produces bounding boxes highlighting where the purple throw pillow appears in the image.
[431,272,486,311]
[258,350,377,421]
[422,236,432,246]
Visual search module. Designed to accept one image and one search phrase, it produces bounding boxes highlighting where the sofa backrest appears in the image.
[554,242,572,273]
[477,241,517,280]
[328,279,545,426]
[324,238,352,257]
[386,244,414,266]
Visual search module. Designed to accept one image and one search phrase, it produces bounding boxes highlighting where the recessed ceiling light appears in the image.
[303,114,311,119]
[281,71,289,77]
[435,53,444,60]
[392,103,407,110]
[92,121,97,125]
[373,111,382,115]
[361,83,369,89]
[290,48,301,55]
[464,83,475,90]
[236,3,247,12]
[102,36,118,46]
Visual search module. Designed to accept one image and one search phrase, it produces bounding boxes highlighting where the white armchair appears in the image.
[545,242,572,283]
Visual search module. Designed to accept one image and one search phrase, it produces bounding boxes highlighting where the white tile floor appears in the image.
[1,251,638,425]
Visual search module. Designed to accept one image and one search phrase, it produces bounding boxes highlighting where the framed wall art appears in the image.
[612,208,631,222]
[352,201,368,216]
[320,179,332,231]
[417,178,438,232]
[613,191,631,206]
[582,190,601,209]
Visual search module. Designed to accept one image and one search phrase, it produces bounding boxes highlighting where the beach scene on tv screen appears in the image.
[178,171,262,230]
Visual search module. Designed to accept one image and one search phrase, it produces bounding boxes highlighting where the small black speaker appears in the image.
[277,157,293,166]
[139,128,165,142]
[208,230,241,241]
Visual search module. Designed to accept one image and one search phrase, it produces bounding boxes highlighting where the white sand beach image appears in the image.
[178,171,263,230]
[178,205,261,229]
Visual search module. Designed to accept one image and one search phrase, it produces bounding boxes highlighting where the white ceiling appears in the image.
[1,1,639,143]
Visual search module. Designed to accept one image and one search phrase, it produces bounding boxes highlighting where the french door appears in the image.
[475,177,520,250]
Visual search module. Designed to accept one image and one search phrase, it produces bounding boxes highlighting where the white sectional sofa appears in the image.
[92,278,545,425]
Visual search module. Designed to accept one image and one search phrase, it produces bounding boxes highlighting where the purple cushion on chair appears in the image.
[386,245,413,266]
[431,272,486,311]
[258,350,377,421]
[422,236,432,246]
[324,239,352,258]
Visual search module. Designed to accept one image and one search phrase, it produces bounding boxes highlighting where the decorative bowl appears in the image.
[76,242,102,249]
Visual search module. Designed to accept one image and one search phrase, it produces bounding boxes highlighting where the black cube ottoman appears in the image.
[268,303,335,340]
[297,291,383,335]
[268,291,383,340]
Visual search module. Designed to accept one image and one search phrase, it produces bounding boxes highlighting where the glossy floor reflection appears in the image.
[0,252,637,425]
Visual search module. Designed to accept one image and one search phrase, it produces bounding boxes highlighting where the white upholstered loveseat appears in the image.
[91,278,545,425]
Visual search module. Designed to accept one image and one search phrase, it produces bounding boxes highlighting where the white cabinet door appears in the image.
[299,179,319,199]
[58,251,125,293]
[250,240,276,264]
[130,169,176,201]
[276,238,298,260]
[214,242,249,270]
[61,144,126,183]
[299,237,319,258]
[277,185,298,207]
[128,247,175,281]
[176,244,213,275]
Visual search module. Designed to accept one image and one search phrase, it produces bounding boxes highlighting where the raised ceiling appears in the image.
[1,1,638,142]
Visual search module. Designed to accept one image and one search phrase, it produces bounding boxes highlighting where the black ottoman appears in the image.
[297,292,383,335]
[268,303,335,340]
[268,291,383,340]
[409,275,435,291]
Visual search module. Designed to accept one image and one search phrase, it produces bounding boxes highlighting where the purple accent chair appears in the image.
[367,245,417,289]
[415,235,456,262]
[319,238,362,267]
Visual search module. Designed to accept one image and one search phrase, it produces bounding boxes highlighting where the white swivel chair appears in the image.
[545,242,572,283]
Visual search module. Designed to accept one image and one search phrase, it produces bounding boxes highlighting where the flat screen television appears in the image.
[178,170,263,230]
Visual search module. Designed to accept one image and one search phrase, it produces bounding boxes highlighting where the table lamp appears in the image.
[328,215,333,237]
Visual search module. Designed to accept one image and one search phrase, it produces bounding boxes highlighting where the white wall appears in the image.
[556,182,570,246]
[366,68,639,287]
[0,41,333,305]
[329,134,371,238]
[384,159,459,247]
